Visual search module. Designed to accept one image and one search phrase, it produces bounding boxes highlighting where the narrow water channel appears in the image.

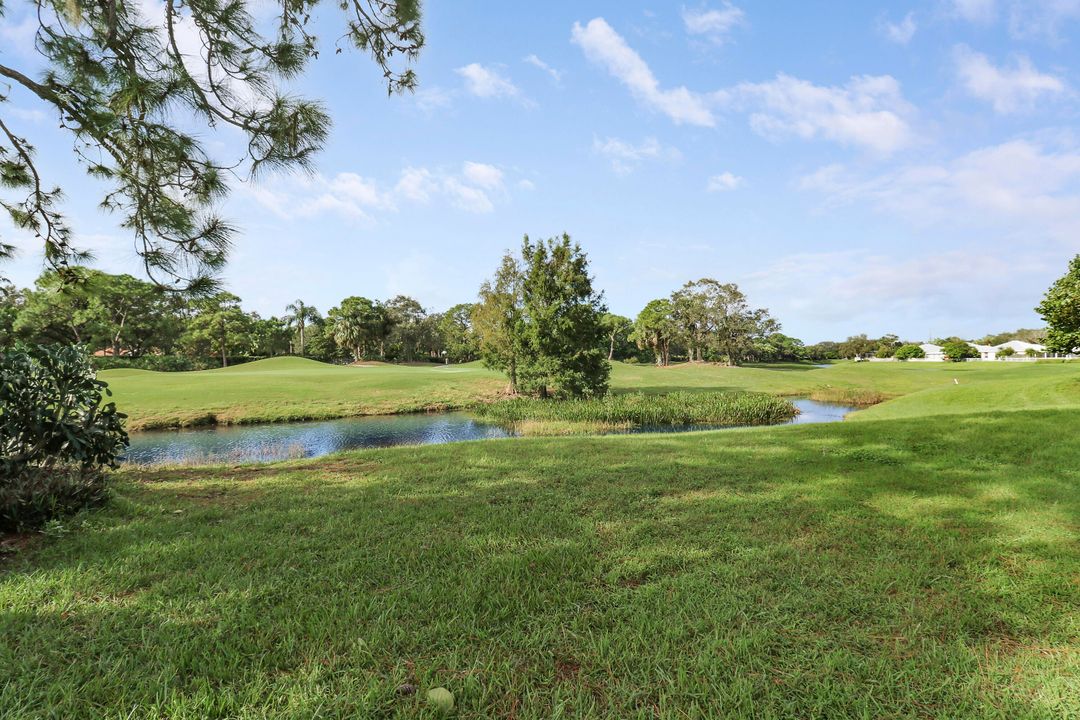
[123,398,856,466]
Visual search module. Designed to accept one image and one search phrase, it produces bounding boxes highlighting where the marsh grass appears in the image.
[472,391,798,432]
[808,386,890,407]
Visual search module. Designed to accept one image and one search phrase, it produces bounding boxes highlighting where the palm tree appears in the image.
[331,314,365,361]
[284,300,319,356]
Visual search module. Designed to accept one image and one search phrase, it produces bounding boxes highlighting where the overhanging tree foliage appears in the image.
[0,0,422,289]
[1037,255,1080,354]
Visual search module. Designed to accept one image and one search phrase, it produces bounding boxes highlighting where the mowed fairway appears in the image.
[102,357,507,430]
[105,356,1080,430]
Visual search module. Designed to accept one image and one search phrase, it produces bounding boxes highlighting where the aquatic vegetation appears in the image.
[472,391,798,429]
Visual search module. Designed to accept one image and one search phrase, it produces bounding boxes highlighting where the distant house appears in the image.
[907,340,1052,362]
[919,343,945,361]
[993,340,1047,357]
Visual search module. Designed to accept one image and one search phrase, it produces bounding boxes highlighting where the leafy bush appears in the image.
[996,347,1016,359]
[1,345,129,531]
[894,344,926,361]
[91,355,261,371]
[942,341,978,362]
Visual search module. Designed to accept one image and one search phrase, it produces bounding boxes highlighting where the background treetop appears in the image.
[0,0,423,290]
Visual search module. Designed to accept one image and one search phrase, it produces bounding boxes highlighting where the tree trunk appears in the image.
[220,316,228,367]
[608,333,615,361]
[112,309,128,359]
[299,322,305,356]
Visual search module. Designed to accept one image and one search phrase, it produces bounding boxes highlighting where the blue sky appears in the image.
[3,0,1080,342]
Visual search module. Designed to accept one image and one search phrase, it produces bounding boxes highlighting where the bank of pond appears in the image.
[124,393,857,465]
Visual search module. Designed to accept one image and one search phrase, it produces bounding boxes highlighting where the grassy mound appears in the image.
[472,391,798,435]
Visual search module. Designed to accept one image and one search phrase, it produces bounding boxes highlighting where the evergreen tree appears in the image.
[474,253,525,392]
[516,234,609,398]
[0,0,422,289]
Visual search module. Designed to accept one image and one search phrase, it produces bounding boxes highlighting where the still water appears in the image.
[124,399,855,466]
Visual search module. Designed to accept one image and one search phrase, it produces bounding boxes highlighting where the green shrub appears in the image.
[894,344,925,361]
[1,466,109,533]
[1,345,128,532]
[472,392,797,427]
[91,355,261,371]
[942,341,979,362]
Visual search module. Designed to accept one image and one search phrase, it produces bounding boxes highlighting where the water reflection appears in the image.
[124,399,856,466]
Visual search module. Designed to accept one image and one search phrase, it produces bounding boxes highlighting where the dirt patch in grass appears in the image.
[125,465,277,484]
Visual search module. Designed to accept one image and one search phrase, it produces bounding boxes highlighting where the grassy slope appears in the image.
[852,362,1080,421]
[2,365,1079,717]
[105,357,1080,430]
[102,357,507,430]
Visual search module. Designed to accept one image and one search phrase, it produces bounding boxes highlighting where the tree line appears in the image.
[3,244,1069,382]
[0,270,482,369]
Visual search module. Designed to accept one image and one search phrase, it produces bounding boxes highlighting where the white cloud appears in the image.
[0,12,38,57]
[1007,0,1080,39]
[707,172,744,191]
[394,167,438,203]
[682,3,746,44]
[948,0,1080,39]
[882,12,918,44]
[244,172,394,222]
[954,45,1066,113]
[4,106,48,123]
[951,0,997,23]
[571,17,716,127]
[746,248,1052,333]
[799,139,1080,245]
[456,63,521,100]
[593,136,681,174]
[412,87,454,113]
[524,54,562,84]
[245,162,512,221]
[442,178,496,214]
[570,17,913,154]
[734,74,914,155]
[461,162,504,190]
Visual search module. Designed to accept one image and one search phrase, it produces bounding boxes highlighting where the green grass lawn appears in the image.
[101,357,508,430]
[2,410,1078,718]
[104,356,1080,430]
[3,360,1079,718]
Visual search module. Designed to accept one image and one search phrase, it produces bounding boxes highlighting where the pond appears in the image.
[123,398,856,466]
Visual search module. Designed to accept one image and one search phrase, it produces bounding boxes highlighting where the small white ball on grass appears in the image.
[426,687,454,713]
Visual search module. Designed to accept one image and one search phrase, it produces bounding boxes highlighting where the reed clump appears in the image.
[473,392,798,430]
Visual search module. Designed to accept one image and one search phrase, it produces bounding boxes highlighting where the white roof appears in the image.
[994,340,1045,352]
[920,343,942,352]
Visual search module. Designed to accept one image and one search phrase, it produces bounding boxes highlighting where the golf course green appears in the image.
[2,359,1078,718]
